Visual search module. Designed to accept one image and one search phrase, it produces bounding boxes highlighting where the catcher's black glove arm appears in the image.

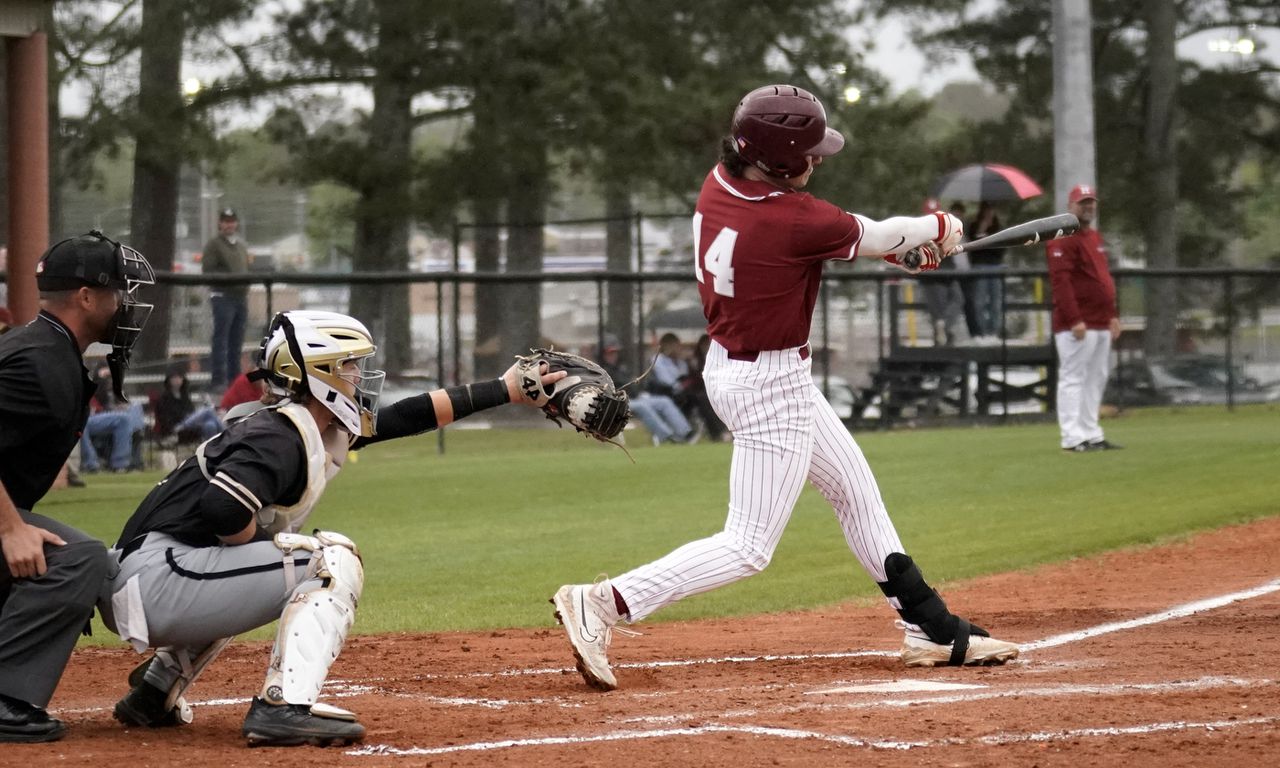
[512,349,631,442]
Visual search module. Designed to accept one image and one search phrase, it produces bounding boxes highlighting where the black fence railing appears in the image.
[5,266,1279,431]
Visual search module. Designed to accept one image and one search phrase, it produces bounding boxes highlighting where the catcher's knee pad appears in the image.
[876,553,988,646]
[264,540,364,706]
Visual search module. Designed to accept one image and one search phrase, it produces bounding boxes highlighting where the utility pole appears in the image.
[1051,0,1097,214]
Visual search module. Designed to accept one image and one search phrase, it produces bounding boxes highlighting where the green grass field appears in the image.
[41,405,1276,645]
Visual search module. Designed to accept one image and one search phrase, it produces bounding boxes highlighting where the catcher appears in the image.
[95,312,618,747]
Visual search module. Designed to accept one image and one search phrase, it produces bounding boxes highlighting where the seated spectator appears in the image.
[80,364,146,473]
[688,334,729,441]
[600,336,692,445]
[219,369,266,413]
[651,332,723,442]
[154,368,222,445]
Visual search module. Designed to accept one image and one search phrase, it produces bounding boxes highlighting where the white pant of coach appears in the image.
[1054,329,1112,449]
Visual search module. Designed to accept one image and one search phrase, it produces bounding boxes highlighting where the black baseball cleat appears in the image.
[1063,442,1101,452]
[0,694,66,743]
[114,680,187,727]
[242,697,365,747]
[1088,439,1124,450]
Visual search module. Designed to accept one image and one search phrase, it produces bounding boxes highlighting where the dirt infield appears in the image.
[19,515,1280,767]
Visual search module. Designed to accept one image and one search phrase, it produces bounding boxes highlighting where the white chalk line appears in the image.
[1023,576,1280,652]
[617,676,1272,725]
[55,576,1280,729]
[349,714,1280,757]
[485,649,894,681]
[337,577,1280,757]
[394,576,1280,683]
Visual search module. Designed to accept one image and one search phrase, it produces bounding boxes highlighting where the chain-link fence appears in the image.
[5,211,1278,428]
[71,264,1268,428]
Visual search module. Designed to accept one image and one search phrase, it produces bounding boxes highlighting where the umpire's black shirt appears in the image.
[0,311,95,510]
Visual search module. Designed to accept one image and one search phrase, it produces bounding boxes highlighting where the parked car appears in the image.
[1105,354,1280,406]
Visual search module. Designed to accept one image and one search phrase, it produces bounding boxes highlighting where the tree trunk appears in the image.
[603,181,635,364]
[1141,0,1178,356]
[470,94,505,378]
[503,149,546,362]
[45,2,63,238]
[350,0,414,374]
[129,0,185,368]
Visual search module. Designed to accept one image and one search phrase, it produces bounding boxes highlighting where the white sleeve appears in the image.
[851,213,945,257]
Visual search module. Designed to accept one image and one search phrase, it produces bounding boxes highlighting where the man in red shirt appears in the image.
[552,85,1018,691]
[1047,185,1122,452]
[219,370,266,413]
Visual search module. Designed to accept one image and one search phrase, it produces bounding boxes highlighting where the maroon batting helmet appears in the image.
[730,84,845,179]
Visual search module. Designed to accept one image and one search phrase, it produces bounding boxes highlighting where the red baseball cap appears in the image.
[1068,184,1099,204]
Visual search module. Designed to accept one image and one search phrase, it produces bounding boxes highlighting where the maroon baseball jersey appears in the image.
[1045,227,1117,333]
[693,165,863,354]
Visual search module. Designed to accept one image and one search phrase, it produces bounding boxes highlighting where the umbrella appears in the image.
[929,163,1043,202]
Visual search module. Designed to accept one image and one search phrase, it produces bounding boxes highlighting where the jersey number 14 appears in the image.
[693,212,737,298]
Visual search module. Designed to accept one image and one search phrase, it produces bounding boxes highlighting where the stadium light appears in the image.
[1207,25,1256,58]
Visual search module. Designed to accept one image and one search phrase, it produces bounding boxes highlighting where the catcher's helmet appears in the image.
[730,84,845,179]
[258,310,386,437]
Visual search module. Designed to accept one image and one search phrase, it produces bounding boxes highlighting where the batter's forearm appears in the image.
[852,214,950,257]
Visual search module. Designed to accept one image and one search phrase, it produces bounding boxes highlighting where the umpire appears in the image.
[0,232,154,742]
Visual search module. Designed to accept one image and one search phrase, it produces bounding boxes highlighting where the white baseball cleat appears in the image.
[551,579,623,691]
[901,632,1020,667]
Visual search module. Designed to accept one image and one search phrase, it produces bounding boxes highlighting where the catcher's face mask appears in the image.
[260,310,386,438]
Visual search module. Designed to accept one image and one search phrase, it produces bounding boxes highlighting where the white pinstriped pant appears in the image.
[613,340,905,622]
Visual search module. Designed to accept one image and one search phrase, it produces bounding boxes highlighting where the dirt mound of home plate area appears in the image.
[25,516,1280,767]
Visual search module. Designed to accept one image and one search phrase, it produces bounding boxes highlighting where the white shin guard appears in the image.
[261,535,364,707]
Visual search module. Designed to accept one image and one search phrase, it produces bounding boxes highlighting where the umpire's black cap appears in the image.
[219,207,238,220]
[36,232,127,291]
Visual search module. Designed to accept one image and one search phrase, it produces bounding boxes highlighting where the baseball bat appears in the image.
[902,213,1081,269]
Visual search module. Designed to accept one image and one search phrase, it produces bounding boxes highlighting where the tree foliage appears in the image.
[866,0,1280,266]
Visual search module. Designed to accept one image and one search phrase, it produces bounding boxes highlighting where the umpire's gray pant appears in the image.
[0,510,111,708]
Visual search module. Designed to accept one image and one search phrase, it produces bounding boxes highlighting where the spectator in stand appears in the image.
[964,202,1006,343]
[80,364,146,473]
[1047,184,1122,452]
[154,368,222,445]
[649,332,713,442]
[203,208,251,391]
[687,334,728,441]
[599,336,693,445]
[219,369,266,413]
[919,199,967,347]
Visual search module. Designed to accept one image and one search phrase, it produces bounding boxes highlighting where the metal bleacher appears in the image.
[853,276,1058,424]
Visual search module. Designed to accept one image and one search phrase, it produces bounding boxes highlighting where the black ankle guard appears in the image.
[877,553,989,665]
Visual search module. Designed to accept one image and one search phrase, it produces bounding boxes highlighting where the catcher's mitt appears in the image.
[513,348,630,442]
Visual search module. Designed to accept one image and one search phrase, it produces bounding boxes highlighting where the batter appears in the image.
[553,84,1019,691]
